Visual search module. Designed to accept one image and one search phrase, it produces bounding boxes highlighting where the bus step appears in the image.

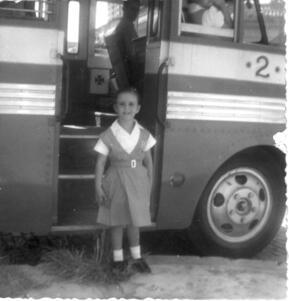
[60,125,103,139]
[58,174,95,180]
[51,223,157,234]
[60,134,99,139]
[51,224,103,233]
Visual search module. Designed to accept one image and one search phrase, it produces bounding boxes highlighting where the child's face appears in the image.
[114,92,140,121]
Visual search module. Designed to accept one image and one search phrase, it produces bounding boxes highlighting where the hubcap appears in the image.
[207,167,272,243]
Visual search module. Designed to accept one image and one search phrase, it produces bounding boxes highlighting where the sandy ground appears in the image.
[0,227,287,299]
[0,255,285,299]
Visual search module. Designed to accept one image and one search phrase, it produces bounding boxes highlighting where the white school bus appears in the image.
[0,0,286,257]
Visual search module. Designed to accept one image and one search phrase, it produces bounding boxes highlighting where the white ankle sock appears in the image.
[130,245,141,259]
[113,249,124,262]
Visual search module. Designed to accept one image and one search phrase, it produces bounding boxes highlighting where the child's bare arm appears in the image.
[143,150,153,187]
[95,154,108,205]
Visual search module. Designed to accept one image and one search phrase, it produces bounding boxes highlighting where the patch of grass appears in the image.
[40,231,133,284]
[0,234,43,265]
[42,249,132,284]
[0,231,134,286]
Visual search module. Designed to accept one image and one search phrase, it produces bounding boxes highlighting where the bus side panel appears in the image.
[0,23,63,233]
[156,119,284,230]
[0,116,56,233]
[154,36,285,229]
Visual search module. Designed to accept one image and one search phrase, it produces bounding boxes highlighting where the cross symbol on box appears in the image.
[95,74,105,85]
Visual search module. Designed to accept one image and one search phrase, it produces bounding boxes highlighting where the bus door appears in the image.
[0,1,64,233]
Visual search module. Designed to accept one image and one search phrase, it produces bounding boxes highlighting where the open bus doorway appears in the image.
[57,0,152,228]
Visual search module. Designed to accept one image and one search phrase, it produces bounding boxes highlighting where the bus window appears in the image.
[242,0,285,46]
[0,0,54,21]
[67,0,80,54]
[262,0,285,45]
[181,0,235,38]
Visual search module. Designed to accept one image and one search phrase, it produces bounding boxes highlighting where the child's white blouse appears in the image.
[94,120,156,156]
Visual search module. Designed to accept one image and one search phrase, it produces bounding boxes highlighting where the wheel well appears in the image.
[194,145,285,218]
[225,145,285,172]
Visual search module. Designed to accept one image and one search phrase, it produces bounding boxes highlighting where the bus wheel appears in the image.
[189,157,285,257]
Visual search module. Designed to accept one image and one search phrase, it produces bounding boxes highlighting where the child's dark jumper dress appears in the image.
[95,122,154,227]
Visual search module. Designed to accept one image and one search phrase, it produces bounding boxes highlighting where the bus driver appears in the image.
[114,0,140,86]
[187,0,233,28]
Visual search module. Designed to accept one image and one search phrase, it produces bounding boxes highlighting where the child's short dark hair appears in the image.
[115,87,140,105]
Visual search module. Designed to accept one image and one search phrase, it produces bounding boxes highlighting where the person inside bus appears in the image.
[114,0,140,86]
[186,0,233,28]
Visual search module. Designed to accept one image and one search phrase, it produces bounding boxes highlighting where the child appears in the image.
[94,88,156,274]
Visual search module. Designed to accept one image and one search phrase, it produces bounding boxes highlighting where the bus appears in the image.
[0,0,286,257]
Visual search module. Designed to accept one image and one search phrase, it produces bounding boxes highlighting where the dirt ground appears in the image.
[0,227,287,299]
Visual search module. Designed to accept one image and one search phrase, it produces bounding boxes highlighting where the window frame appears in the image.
[179,0,235,40]
[175,0,284,53]
[0,0,58,27]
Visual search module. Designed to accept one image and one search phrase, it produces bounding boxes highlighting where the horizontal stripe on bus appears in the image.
[148,41,285,86]
[0,83,56,115]
[0,63,61,85]
[166,75,285,99]
[167,91,286,124]
[0,26,64,65]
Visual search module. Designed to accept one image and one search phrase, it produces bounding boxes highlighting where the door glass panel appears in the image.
[136,0,149,37]
[150,0,160,37]
[67,0,80,54]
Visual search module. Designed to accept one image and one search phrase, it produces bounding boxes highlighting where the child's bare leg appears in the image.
[111,226,124,262]
[127,226,141,259]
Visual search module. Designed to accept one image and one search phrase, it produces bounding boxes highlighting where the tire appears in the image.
[188,155,286,258]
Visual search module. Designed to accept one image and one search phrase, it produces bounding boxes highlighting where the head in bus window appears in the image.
[187,0,233,28]
[123,0,140,22]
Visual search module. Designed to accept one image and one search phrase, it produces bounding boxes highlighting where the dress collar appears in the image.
[111,119,142,136]
[110,119,143,154]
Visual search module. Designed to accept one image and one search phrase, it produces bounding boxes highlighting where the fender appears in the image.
[156,119,284,229]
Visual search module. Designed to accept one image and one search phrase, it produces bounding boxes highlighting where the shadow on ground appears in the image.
[0,227,286,266]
